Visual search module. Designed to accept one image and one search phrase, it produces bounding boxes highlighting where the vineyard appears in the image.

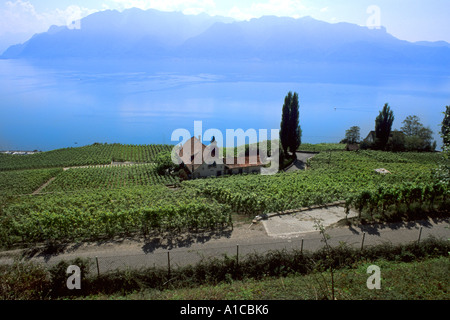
[0,143,174,171]
[0,186,231,246]
[42,164,179,193]
[298,143,347,152]
[182,149,448,216]
[0,143,448,247]
[0,168,63,196]
[345,181,448,219]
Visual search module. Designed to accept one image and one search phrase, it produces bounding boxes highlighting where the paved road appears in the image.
[285,152,318,172]
[1,216,448,275]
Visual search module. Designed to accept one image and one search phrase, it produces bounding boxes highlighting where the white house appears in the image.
[177,136,264,179]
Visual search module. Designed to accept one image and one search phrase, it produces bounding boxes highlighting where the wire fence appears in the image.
[0,223,442,278]
[38,224,436,277]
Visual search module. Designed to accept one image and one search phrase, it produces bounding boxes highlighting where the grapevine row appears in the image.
[0,143,174,171]
[345,181,449,217]
[183,150,444,215]
[0,186,232,245]
[0,168,63,196]
[42,164,179,193]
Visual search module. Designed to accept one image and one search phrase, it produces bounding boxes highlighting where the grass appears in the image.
[84,256,450,300]
[1,143,448,302]
[1,237,448,300]
[299,143,346,152]
[1,146,446,247]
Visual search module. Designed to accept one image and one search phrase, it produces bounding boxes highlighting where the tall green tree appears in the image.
[387,130,406,152]
[400,115,435,152]
[280,91,302,157]
[280,92,292,156]
[288,92,302,154]
[401,115,422,136]
[442,106,450,146]
[375,103,395,150]
[343,126,361,144]
[434,106,450,186]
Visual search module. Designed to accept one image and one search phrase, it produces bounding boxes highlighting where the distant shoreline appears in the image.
[1,150,41,155]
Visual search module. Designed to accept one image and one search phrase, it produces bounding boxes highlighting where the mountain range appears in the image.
[2,8,450,67]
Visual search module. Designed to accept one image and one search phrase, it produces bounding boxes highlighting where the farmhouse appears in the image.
[363,130,406,144]
[178,136,264,179]
[364,131,376,144]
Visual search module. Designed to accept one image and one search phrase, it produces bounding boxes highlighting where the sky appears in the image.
[0,0,450,52]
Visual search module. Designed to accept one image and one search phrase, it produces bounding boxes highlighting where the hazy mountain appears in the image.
[179,16,450,66]
[414,40,450,48]
[0,32,35,55]
[179,16,399,60]
[2,8,449,67]
[1,8,233,59]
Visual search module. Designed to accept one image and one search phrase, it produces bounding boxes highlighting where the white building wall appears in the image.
[192,163,262,178]
[194,162,226,178]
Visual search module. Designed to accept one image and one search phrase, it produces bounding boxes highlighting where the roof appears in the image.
[178,137,265,173]
[364,131,376,142]
[178,136,207,173]
[224,156,264,169]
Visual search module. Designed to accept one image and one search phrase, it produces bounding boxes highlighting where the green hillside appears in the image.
[0,143,174,171]
[0,143,448,247]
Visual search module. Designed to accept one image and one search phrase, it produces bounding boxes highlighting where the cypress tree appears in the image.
[442,106,450,146]
[375,103,395,150]
[289,92,302,155]
[280,92,292,156]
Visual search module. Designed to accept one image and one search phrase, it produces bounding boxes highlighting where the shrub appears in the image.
[0,237,448,299]
[0,259,51,300]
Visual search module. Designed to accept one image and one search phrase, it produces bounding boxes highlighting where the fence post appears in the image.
[417,227,423,244]
[361,232,366,251]
[167,251,171,277]
[301,238,304,254]
[236,244,239,266]
[95,256,100,277]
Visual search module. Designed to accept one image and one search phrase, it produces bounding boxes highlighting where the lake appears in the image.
[1,58,449,151]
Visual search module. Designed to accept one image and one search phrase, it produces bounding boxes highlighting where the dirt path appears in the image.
[63,162,154,171]
[32,177,56,195]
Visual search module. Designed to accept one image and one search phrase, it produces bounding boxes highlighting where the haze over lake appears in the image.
[1,9,449,151]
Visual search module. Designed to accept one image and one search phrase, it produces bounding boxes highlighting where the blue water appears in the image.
[1,59,449,151]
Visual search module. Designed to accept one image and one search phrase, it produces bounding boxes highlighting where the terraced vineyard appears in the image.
[42,164,179,193]
[0,168,63,196]
[0,186,231,245]
[298,143,347,152]
[0,143,448,247]
[0,143,174,171]
[182,150,448,216]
